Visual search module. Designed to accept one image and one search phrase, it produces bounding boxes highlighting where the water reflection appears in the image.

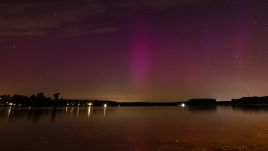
[7,106,12,117]
[104,104,107,117]
[1,106,268,122]
[231,105,268,112]
[1,106,268,150]
[71,106,74,114]
[187,106,217,112]
[77,106,80,116]
[0,106,114,122]
[87,106,91,117]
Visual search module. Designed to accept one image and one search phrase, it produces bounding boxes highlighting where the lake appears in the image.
[1,106,268,151]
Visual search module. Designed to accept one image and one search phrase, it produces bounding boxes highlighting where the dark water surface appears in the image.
[1,106,268,151]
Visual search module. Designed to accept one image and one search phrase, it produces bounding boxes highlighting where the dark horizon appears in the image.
[2,93,268,106]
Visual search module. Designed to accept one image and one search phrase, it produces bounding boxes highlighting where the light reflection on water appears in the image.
[1,106,268,150]
[88,106,91,117]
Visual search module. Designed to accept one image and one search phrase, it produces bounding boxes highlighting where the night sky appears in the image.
[1,0,268,101]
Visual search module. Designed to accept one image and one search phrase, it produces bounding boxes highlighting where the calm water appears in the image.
[1,106,268,151]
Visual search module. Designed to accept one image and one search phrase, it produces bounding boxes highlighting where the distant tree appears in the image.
[12,95,29,105]
[30,95,37,101]
[36,92,46,100]
[1,95,11,103]
[53,93,60,100]
[0,95,5,104]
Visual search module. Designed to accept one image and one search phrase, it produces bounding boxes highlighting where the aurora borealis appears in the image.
[1,0,268,101]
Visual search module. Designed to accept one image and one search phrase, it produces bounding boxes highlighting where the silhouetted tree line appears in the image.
[0,93,120,107]
[187,99,217,106]
[186,97,268,107]
[0,93,63,107]
[231,96,268,105]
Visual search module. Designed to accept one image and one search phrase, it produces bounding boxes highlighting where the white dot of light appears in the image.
[181,103,186,108]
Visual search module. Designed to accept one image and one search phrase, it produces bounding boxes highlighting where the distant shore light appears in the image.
[104,104,107,108]
[87,103,93,106]
[181,103,186,108]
